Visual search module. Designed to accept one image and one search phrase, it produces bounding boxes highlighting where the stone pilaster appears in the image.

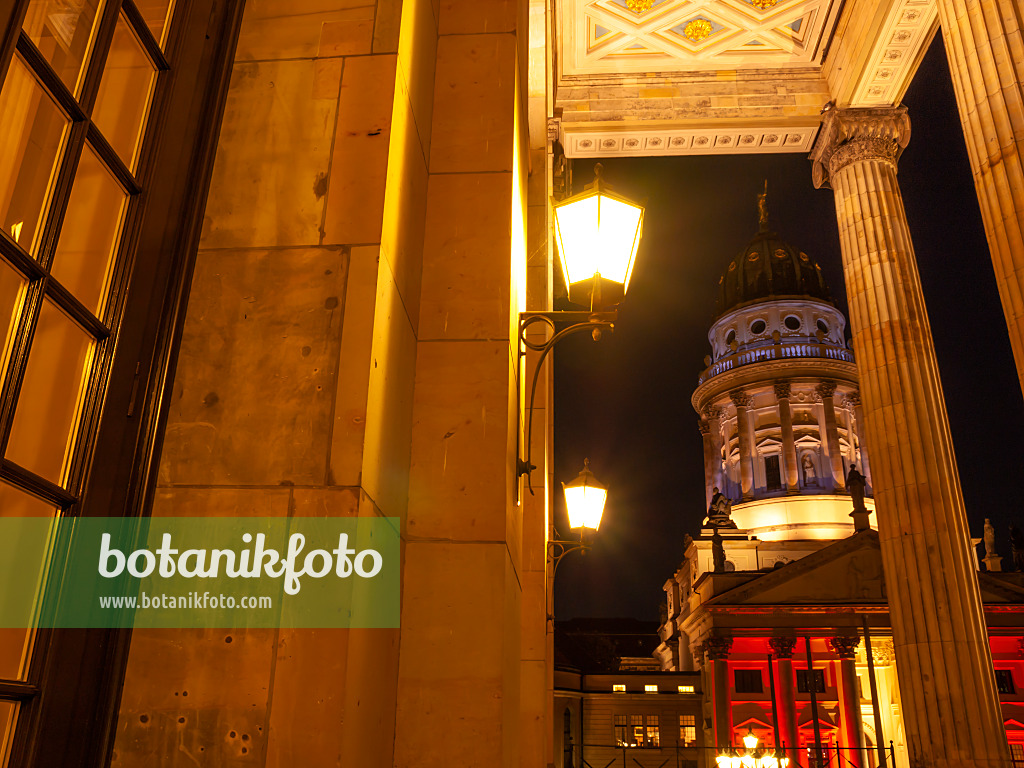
[816,380,845,491]
[730,390,754,500]
[703,405,726,497]
[935,0,1024,399]
[774,382,800,493]
[829,636,864,768]
[699,418,715,508]
[843,391,871,490]
[768,637,798,759]
[704,636,734,749]
[811,106,1009,768]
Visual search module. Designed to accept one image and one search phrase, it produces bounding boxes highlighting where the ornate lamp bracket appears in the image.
[516,309,617,493]
[547,529,590,575]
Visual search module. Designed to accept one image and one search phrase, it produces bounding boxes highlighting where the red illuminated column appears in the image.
[705,636,734,748]
[770,637,800,763]
[830,636,864,768]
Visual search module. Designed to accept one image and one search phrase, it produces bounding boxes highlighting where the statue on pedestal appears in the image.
[711,530,726,573]
[983,518,1003,572]
[846,463,870,532]
[705,486,737,529]
[1011,524,1024,572]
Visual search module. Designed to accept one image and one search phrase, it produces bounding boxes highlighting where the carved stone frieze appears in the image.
[809,107,911,189]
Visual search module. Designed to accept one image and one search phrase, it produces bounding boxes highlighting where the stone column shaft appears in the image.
[706,406,725,495]
[770,638,799,761]
[936,0,1024,398]
[830,637,864,768]
[706,637,734,749]
[818,381,845,491]
[731,391,754,500]
[811,106,1009,768]
[775,382,800,492]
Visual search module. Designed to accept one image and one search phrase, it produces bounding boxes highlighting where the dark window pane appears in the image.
[21,0,104,96]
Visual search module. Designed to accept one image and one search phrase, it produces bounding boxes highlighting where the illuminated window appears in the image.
[678,684,695,693]
[614,714,629,745]
[631,714,644,746]
[645,715,660,747]
[680,714,697,745]
[734,669,763,693]
[613,684,626,693]
[1009,743,1024,768]
[645,684,658,693]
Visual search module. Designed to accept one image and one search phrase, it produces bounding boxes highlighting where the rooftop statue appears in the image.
[705,486,737,529]
[847,463,867,512]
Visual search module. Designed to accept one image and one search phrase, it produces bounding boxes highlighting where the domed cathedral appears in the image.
[653,194,1024,768]
[694,193,875,545]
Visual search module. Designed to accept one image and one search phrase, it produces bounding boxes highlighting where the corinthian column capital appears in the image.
[816,380,838,399]
[730,390,753,409]
[810,106,911,189]
[773,381,792,400]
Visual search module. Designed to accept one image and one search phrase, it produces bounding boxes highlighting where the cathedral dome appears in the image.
[715,207,834,318]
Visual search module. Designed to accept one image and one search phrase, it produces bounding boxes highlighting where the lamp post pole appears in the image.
[805,637,824,768]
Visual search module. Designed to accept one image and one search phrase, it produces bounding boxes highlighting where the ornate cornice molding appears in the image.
[810,107,911,189]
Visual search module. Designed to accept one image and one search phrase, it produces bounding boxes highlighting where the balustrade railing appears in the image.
[698,342,855,384]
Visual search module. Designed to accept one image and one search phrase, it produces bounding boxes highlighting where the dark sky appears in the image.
[553,35,1024,621]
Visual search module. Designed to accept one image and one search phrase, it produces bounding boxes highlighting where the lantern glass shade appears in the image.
[743,730,758,751]
[562,459,607,531]
[553,175,643,308]
[717,753,732,768]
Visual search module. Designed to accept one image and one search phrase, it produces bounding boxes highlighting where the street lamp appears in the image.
[553,163,644,311]
[549,459,607,574]
[717,728,789,768]
[517,165,645,489]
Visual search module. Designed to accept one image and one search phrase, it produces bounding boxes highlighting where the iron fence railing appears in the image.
[568,742,897,768]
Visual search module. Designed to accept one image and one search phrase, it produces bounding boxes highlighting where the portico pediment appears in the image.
[707,530,886,605]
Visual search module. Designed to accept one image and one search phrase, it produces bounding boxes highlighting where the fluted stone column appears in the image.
[935,0,1024,398]
[829,636,864,768]
[769,637,799,762]
[775,382,800,493]
[844,391,872,490]
[705,636,734,749]
[811,106,1009,768]
[730,390,755,500]
[817,380,845,491]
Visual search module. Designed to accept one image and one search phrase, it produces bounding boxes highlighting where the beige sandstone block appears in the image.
[407,341,511,541]
[200,59,340,249]
[235,0,375,60]
[419,172,514,340]
[151,488,291,517]
[438,0,517,34]
[292,487,361,516]
[159,247,348,487]
[318,14,375,56]
[114,628,276,765]
[322,54,398,246]
[430,34,516,173]
[264,630,348,767]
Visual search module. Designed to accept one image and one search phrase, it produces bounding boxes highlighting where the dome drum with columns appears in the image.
[693,195,874,542]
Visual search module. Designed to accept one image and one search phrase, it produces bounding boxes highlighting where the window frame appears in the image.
[0,0,245,764]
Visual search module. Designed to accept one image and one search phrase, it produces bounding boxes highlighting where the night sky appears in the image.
[553,36,1024,621]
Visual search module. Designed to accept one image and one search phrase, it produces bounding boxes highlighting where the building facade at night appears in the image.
[3,0,1024,766]
[655,230,1024,768]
